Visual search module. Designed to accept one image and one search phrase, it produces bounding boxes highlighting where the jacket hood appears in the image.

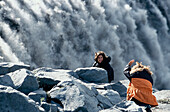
[105,56,111,63]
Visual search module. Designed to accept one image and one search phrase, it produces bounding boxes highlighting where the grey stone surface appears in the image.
[7,69,39,94]
[0,85,44,112]
[152,90,170,112]
[96,93,113,109]
[97,89,122,105]
[0,75,14,87]
[114,100,144,112]
[154,90,170,101]
[99,107,122,112]
[89,80,129,98]
[104,80,129,98]
[152,103,170,112]
[0,62,30,75]
[74,67,108,83]
[33,67,79,79]
[34,68,78,91]
[48,80,100,112]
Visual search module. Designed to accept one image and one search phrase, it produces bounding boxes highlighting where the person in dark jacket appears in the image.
[92,51,114,83]
[124,59,158,112]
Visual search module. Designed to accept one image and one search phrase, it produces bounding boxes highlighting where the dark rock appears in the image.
[0,85,44,112]
[74,67,108,83]
[28,88,47,104]
[37,77,60,91]
[7,69,39,94]
[0,62,30,75]
[41,102,59,112]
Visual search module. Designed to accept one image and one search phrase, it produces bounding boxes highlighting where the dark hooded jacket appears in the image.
[93,56,114,82]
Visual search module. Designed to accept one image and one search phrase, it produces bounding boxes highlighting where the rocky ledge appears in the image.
[0,62,169,112]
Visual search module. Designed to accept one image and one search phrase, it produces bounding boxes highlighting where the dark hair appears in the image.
[94,51,108,62]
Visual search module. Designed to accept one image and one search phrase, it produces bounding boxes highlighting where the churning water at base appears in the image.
[0,0,170,89]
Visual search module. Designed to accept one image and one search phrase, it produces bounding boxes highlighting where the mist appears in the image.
[0,0,169,89]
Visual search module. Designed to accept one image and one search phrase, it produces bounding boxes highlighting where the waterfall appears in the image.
[0,36,21,63]
[0,0,169,89]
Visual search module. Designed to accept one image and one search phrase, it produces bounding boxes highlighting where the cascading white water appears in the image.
[0,0,169,89]
[0,36,21,63]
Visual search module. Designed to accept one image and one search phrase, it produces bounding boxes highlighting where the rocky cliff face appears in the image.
[0,62,169,112]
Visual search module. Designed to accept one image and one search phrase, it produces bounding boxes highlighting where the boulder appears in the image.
[96,93,113,109]
[7,69,39,94]
[48,80,100,112]
[33,67,79,79]
[0,62,30,75]
[97,89,122,105]
[28,88,47,104]
[114,100,144,112]
[34,67,78,91]
[151,103,170,112]
[0,85,44,112]
[90,80,129,98]
[99,107,122,112]
[100,100,144,112]
[154,90,170,101]
[0,75,14,87]
[84,83,121,107]
[2,64,169,112]
[152,90,170,112]
[74,67,108,83]
[110,80,129,98]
